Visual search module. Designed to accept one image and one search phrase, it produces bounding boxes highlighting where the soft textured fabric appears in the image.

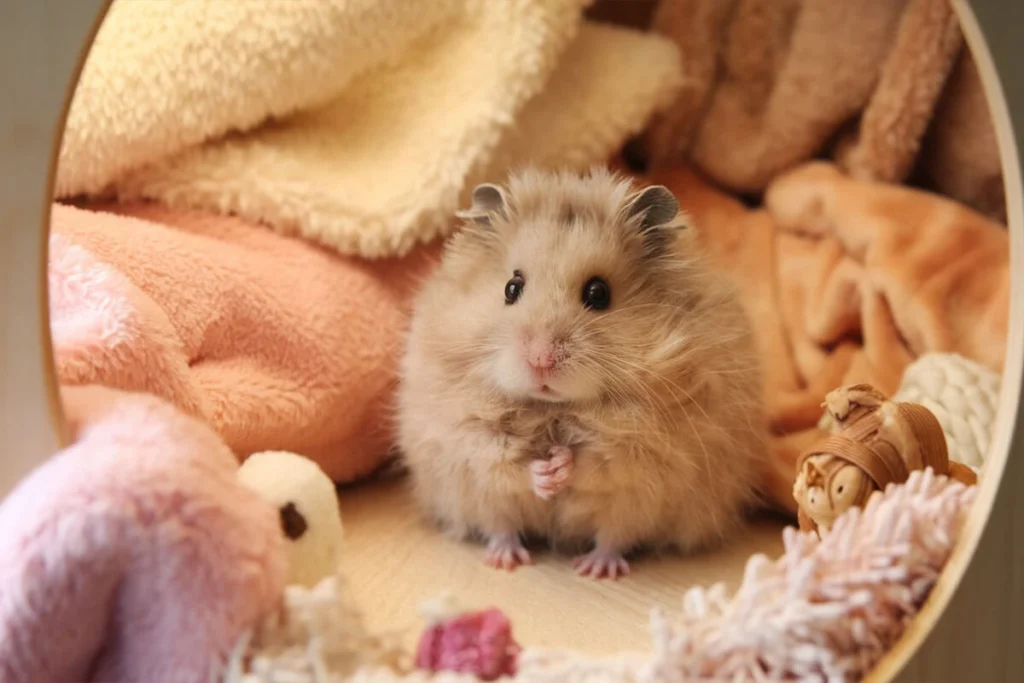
[831,0,962,184]
[49,203,439,482]
[229,470,975,682]
[57,0,465,198]
[647,162,1008,511]
[481,22,683,182]
[0,385,286,683]
[110,19,683,258]
[648,0,965,195]
[765,162,1009,373]
[892,353,1001,472]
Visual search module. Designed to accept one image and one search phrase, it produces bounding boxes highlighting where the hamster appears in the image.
[396,167,768,579]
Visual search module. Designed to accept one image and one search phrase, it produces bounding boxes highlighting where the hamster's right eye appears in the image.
[505,270,525,305]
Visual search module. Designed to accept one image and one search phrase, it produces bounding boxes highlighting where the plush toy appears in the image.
[238,450,344,588]
[794,383,977,536]
[0,386,287,683]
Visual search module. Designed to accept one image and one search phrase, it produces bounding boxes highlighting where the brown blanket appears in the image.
[646,162,1009,513]
[646,0,1005,221]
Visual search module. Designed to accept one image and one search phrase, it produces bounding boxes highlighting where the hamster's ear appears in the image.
[625,185,682,257]
[625,185,679,232]
[456,183,508,227]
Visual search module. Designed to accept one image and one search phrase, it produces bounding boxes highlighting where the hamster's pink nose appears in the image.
[527,343,556,372]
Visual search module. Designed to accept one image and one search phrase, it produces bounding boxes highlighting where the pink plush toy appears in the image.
[0,385,287,683]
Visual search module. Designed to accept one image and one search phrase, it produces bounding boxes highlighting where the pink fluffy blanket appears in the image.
[50,203,439,482]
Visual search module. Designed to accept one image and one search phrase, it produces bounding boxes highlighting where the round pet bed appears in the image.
[0,1,1021,681]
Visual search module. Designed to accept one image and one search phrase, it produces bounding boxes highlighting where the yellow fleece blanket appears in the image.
[57,0,683,258]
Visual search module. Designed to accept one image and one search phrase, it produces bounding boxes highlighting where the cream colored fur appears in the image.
[112,20,682,259]
[57,0,457,198]
[397,168,768,558]
[58,0,683,260]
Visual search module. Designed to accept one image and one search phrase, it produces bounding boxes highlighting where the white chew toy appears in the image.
[237,451,344,588]
[892,353,1001,473]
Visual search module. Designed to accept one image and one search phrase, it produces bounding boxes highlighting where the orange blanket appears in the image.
[648,162,1009,512]
[50,203,439,482]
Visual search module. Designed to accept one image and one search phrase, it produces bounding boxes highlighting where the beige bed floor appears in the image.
[337,475,788,655]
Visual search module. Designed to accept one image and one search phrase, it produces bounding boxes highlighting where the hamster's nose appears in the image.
[527,342,556,373]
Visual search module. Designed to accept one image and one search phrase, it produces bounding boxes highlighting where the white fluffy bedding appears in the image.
[227,469,976,682]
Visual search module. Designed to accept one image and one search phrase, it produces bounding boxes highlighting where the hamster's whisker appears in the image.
[588,351,714,469]
[577,357,645,413]
[582,363,678,452]
[427,339,504,353]
[637,356,753,451]
[583,352,685,441]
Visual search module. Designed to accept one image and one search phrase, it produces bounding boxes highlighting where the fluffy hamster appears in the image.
[396,167,768,578]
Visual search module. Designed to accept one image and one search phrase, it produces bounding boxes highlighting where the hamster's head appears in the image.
[420,167,696,405]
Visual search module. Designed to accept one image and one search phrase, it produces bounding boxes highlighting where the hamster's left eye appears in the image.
[582,277,611,311]
[505,270,525,305]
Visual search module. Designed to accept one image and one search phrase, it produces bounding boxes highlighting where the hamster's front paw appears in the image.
[573,546,630,580]
[484,533,532,571]
[530,446,574,500]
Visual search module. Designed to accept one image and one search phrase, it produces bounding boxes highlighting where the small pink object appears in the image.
[414,607,521,680]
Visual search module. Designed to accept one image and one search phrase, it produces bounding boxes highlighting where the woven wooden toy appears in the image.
[793,383,978,536]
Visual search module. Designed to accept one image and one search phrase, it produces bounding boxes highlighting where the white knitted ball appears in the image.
[893,353,1001,472]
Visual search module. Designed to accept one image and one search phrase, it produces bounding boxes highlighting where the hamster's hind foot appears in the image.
[573,546,630,580]
[483,533,532,571]
[530,446,575,500]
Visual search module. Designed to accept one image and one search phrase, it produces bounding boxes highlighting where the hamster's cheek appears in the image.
[555,371,603,403]
[491,346,531,395]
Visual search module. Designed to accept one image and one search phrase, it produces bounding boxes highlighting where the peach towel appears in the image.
[50,203,439,482]
[650,163,1009,512]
